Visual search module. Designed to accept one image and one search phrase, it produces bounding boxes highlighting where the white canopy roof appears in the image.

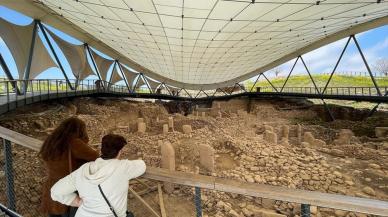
[3,0,388,89]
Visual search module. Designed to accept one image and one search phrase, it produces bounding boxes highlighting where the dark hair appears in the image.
[39,117,89,161]
[101,134,127,159]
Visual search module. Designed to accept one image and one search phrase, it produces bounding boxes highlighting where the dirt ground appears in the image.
[0,97,387,217]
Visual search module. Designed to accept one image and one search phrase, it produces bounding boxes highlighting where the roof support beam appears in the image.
[117,61,131,93]
[0,53,21,95]
[351,35,381,96]
[22,20,38,94]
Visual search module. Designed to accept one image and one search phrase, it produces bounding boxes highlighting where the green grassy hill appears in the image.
[245,74,388,91]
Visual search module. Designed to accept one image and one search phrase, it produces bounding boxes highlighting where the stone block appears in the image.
[261,198,275,209]
[137,118,144,123]
[263,125,274,132]
[375,127,388,138]
[199,144,215,172]
[237,109,247,117]
[201,112,206,118]
[162,124,169,134]
[313,139,326,146]
[259,209,286,217]
[264,130,277,144]
[333,129,354,145]
[182,125,192,134]
[301,142,310,147]
[137,122,146,133]
[304,132,315,144]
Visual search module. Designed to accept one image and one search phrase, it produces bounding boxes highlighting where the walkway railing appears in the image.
[257,86,388,96]
[0,79,386,115]
[0,126,388,216]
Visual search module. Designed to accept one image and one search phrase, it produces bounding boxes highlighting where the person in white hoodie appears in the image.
[51,134,146,217]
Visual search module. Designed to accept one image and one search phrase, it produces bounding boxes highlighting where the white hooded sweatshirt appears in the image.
[51,158,146,217]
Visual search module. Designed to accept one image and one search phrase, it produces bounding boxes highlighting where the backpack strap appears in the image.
[98,184,119,217]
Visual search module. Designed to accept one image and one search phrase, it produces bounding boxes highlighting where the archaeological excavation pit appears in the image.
[0,96,387,217]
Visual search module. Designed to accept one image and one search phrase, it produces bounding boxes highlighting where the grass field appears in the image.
[245,74,388,91]
[245,74,388,110]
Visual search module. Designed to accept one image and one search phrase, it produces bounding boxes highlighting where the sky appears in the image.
[0,5,387,85]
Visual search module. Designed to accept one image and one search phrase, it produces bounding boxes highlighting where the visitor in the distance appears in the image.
[39,117,99,217]
[51,134,146,217]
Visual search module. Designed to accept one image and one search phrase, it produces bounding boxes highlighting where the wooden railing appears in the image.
[0,126,388,216]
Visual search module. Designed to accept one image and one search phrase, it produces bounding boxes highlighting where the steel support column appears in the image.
[235,82,247,93]
[281,56,299,92]
[300,56,320,94]
[107,61,117,90]
[85,44,104,90]
[0,54,21,95]
[141,74,153,93]
[249,74,261,92]
[300,56,335,121]
[352,35,381,96]
[367,92,388,117]
[133,74,141,93]
[322,36,352,94]
[162,83,172,95]
[194,187,202,217]
[3,139,16,211]
[262,73,278,92]
[301,204,310,217]
[23,20,38,94]
[117,61,131,92]
[38,21,74,90]
[182,88,192,98]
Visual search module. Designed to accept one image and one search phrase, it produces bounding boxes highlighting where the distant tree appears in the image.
[373,58,388,76]
[273,66,283,77]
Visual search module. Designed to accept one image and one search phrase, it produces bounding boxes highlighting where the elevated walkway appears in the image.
[0,79,386,115]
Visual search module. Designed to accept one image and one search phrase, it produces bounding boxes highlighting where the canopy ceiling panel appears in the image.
[120,64,138,88]
[110,67,124,84]
[47,29,95,80]
[3,0,388,89]
[0,18,57,79]
[134,75,146,89]
[89,49,114,81]
[145,77,161,93]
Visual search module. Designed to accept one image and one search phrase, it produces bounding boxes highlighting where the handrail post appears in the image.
[3,138,16,211]
[6,81,10,112]
[47,79,50,99]
[194,187,202,217]
[56,80,59,98]
[301,204,310,217]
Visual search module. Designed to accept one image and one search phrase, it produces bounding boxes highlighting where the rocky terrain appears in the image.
[0,97,387,217]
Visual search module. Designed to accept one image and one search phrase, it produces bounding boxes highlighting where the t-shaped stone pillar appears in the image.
[168,117,174,131]
[199,144,215,172]
[160,140,175,193]
[264,130,277,144]
[138,122,146,133]
[162,124,169,134]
